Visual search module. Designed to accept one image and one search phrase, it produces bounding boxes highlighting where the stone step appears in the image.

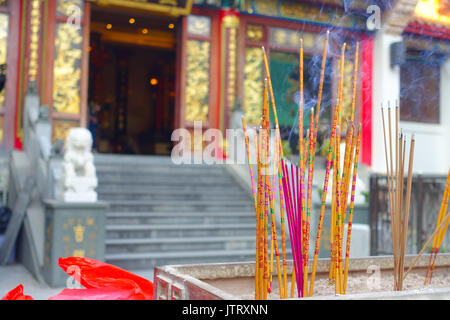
[95,154,174,166]
[105,249,294,270]
[99,192,250,201]
[106,212,255,225]
[95,154,228,167]
[107,200,254,212]
[96,185,247,194]
[106,223,256,239]
[105,236,257,254]
[96,165,227,176]
[97,175,237,186]
[96,170,232,180]
[104,249,258,270]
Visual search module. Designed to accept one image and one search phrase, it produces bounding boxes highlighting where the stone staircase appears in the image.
[95,154,264,270]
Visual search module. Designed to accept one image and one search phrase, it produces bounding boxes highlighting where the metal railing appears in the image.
[370,173,450,256]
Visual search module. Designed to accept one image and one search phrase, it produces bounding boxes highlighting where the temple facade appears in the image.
[0,0,448,173]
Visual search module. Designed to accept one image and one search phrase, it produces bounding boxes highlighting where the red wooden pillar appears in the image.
[12,0,27,150]
[360,33,374,167]
[218,9,240,132]
[0,0,22,150]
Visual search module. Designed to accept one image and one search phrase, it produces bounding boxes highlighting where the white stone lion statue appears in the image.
[60,127,97,202]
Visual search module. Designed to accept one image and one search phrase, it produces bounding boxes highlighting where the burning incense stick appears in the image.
[425,169,450,284]
[247,33,364,299]
[403,209,450,281]
[262,46,290,298]
[281,159,304,297]
[343,124,361,293]
[314,30,330,128]
[309,103,339,296]
[298,38,306,298]
[381,105,416,291]
[242,117,257,212]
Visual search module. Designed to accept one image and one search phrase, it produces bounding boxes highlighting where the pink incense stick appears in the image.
[282,159,304,297]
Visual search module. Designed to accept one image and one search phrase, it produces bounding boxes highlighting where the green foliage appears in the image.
[361,191,370,204]
[282,140,292,157]
[317,188,323,200]
[320,138,330,158]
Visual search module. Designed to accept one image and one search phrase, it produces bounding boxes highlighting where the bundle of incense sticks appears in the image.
[424,169,450,284]
[242,33,363,299]
[242,79,284,300]
[381,104,415,291]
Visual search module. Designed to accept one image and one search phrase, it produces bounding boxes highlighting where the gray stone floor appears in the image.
[0,263,155,300]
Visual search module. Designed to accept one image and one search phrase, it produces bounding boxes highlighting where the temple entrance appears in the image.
[88,5,178,155]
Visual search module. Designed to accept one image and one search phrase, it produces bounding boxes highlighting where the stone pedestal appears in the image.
[42,200,109,287]
[62,177,98,202]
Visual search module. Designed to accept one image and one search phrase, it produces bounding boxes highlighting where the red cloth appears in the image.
[49,257,153,300]
[1,285,34,300]
[50,288,144,300]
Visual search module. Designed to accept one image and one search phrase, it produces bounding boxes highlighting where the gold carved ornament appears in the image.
[227,27,238,113]
[184,40,210,123]
[90,0,193,17]
[53,120,78,142]
[0,14,8,109]
[29,0,41,82]
[53,23,83,115]
[339,57,355,133]
[243,47,263,125]
[57,0,83,16]
[246,24,264,42]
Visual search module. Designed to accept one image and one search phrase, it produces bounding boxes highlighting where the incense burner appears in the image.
[153,253,450,300]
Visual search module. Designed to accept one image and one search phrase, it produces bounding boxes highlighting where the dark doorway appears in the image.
[88,5,178,155]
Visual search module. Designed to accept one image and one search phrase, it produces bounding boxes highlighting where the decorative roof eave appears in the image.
[412,0,450,29]
[194,0,374,32]
[404,21,450,40]
[383,0,420,35]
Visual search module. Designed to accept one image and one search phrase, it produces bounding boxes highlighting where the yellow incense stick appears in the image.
[262,46,289,297]
[343,125,361,293]
[426,169,450,284]
[309,104,339,296]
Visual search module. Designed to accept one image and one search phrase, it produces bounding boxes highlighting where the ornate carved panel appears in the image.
[246,24,264,42]
[57,0,83,16]
[29,0,41,83]
[52,119,79,142]
[243,47,263,125]
[187,15,211,36]
[0,13,8,109]
[0,116,3,143]
[53,23,83,114]
[184,39,210,122]
[92,0,193,16]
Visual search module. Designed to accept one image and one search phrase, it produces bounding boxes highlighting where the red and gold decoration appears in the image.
[219,9,239,132]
